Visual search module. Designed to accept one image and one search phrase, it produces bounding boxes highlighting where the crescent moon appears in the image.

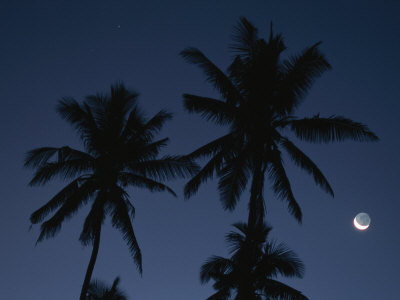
[353,217,369,230]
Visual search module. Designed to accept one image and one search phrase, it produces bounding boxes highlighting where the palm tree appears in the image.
[25,83,197,300]
[201,222,308,300]
[181,17,378,227]
[87,277,127,300]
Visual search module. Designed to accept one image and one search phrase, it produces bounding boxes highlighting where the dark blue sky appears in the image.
[1,1,399,299]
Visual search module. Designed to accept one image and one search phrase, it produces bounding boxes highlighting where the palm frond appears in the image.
[29,158,93,186]
[143,110,173,136]
[268,153,302,222]
[225,225,246,254]
[200,256,233,284]
[130,156,199,182]
[180,47,242,105]
[24,147,59,168]
[25,146,93,168]
[280,138,333,196]
[289,115,379,143]
[36,180,95,243]
[260,242,305,279]
[30,177,85,224]
[125,199,135,219]
[88,83,138,137]
[227,222,271,254]
[120,106,146,141]
[279,42,331,112]
[183,94,235,125]
[262,279,309,300]
[230,17,259,55]
[88,279,108,298]
[109,82,138,119]
[88,277,127,300]
[184,151,226,199]
[56,98,99,147]
[185,134,234,160]
[218,151,251,211]
[79,196,106,246]
[110,194,142,274]
[124,138,169,162]
[118,172,177,197]
[122,110,172,143]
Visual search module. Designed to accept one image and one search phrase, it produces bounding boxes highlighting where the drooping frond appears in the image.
[183,94,235,125]
[25,146,94,169]
[110,193,143,274]
[185,134,234,160]
[268,153,302,222]
[28,158,93,186]
[200,256,233,284]
[180,47,242,105]
[259,242,305,279]
[262,279,309,300]
[218,150,251,210]
[30,177,85,224]
[225,228,246,254]
[24,147,59,168]
[130,156,198,182]
[118,172,177,197]
[36,180,96,243]
[184,151,226,199]
[289,115,379,143]
[280,138,333,196]
[79,195,106,246]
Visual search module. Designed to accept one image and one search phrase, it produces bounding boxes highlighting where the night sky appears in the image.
[1,1,399,299]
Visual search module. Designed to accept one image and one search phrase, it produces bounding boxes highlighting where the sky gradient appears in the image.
[1,1,399,299]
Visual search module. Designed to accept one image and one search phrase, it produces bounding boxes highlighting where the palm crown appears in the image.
[25,83,197,299]
[201,222,308,300]
[181,17,378,225]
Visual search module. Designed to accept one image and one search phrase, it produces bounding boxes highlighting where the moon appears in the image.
[353,212,371,230]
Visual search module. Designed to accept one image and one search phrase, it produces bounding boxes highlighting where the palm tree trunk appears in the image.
[79,227,101,300]
[248,162,265,228]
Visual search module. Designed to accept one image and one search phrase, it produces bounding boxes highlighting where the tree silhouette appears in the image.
[87,277,127,300]
[181,17,378,226]
[25,83,197,300]
[201,222,308,299]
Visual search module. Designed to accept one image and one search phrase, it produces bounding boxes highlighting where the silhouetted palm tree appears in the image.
[25,83,197,300]
[181,17,378,226]
[87,277,127,300]
[201,222,308,300]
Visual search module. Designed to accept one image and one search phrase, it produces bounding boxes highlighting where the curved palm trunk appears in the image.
[79,227,101,300]
[248,161,265,229]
